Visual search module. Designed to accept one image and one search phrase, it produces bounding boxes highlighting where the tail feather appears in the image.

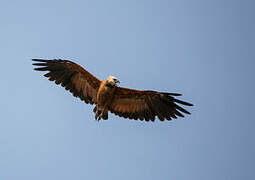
[102,111,108,120]
[93,106,97,113]
[93,106,108,120]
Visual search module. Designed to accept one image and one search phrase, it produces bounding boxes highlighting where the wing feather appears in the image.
[33,59,101,104]
[109,87,193,122]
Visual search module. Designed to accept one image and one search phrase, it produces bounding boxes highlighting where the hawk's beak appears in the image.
[115,80,120,84]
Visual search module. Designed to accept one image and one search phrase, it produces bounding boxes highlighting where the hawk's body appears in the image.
[95,78,117,120]
[33,59,193,122]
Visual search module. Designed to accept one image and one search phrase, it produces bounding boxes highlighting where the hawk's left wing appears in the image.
[109,87,193,122]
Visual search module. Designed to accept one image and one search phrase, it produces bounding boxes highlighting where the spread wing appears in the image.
[109,87,193,121]
[32,59,101,104]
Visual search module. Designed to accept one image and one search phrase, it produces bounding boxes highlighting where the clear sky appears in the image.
[0,0,254,179]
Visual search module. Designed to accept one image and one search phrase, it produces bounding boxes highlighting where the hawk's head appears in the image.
[106,76,120,86]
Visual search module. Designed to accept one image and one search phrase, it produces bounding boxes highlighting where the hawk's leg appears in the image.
[93,106,108,121]
[95,110,102,121]
[94,106,102,121]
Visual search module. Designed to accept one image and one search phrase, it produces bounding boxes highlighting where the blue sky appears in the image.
[0,0,255,179]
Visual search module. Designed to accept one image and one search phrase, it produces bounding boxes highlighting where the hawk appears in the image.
[33,59,193,121]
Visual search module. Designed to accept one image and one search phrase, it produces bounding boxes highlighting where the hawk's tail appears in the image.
[93,106,108,120]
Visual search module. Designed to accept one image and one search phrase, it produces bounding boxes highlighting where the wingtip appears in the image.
[32,59,40,61]
[174,98,193,107]
[184,102,193,106]
[32,59,49,62]
[163,92,182,96]
[169,93,182,96]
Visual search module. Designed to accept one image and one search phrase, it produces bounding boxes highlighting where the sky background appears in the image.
[0,0,255,179]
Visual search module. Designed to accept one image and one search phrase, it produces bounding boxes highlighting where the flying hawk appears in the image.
[32,59,193,121]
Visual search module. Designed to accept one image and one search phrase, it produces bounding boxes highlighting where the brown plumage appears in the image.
[33,59,193,122]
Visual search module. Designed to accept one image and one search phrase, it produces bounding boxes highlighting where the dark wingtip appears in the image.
[185,102,193,106]
[33,67,49,71]
[174,99,193,106]
[32,59,50,62]
[162,92,182,96]
[169,93,182,96]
